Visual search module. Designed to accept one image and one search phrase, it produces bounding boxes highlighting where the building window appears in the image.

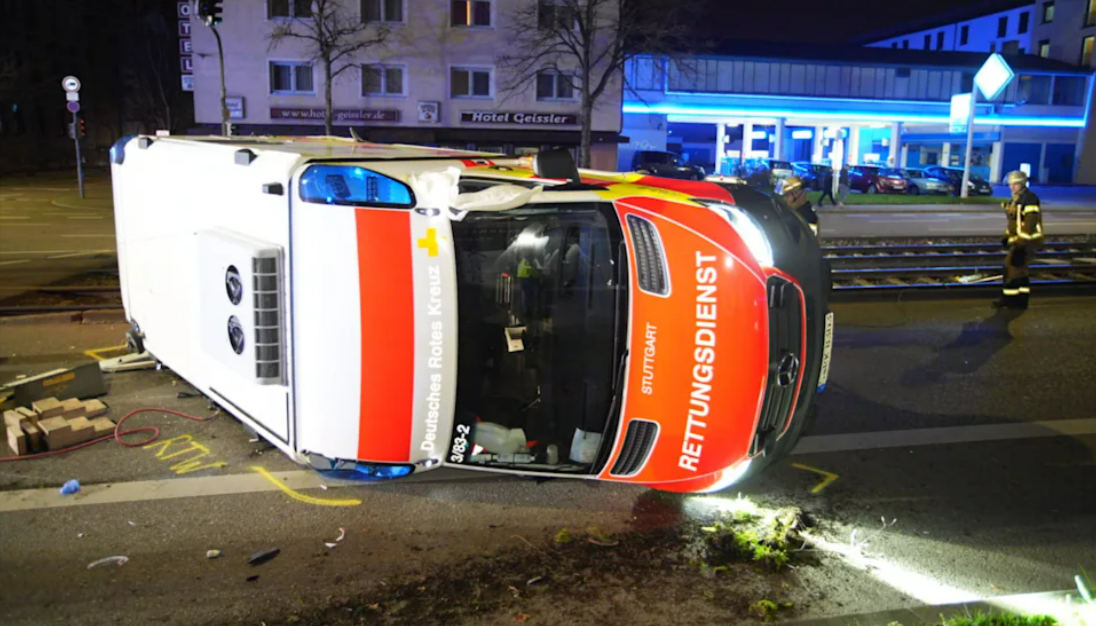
[269,61,314,94]
[451,67,492,98]
[1083,36,1095,66]
[627,56,665,91]
[997,16,1008,37]
[361,0,403,22]
[902,39,909,49]
[960,25,969,45]
[1018,11,1030,33]
[268,0,312,18]
[891,42,897,48]
[1053,76,1086,105]
[1042,1,1054,23]
[362,64,404,96]
[1088,0,1096,27]
[936,31,945,50]
[451,0,491,27]
[1039,40,1051,57]
[1017,74,1052,104]
[961,72,974,92]
[923,34,930,49]
[538,2,576,30]
[536,70,575,100]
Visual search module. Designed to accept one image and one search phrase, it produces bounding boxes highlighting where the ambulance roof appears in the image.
[153,135,501,160]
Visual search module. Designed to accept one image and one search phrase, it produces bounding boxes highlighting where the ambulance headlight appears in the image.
[721,207,773,268]
[697,459,754,494]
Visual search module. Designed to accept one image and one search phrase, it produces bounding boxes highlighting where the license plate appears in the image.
[818,311,834,391]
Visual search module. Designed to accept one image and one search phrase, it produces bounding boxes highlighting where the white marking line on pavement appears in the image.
[4,418,1096,513]
[0,259,31,266]
[66,216,104,220]
[46,251,106,259]
[0,470,330,513]
[60,234,116,238]
[792,418,1096,456]
[0,249,115,255]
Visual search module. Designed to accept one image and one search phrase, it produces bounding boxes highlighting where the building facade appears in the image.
[187,0,624,169]
[865,0,1096,69]
[620,43,1094,184]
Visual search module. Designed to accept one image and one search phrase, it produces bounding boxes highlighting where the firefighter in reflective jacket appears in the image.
[777,176,819,236]
[995,170,1044,309]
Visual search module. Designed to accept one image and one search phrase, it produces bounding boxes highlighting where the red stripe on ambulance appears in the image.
[355,210,415,462]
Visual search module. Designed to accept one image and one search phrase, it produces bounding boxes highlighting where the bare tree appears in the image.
[268,0,390,136]
[498,0,692,168]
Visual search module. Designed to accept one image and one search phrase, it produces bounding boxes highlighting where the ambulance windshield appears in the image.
[447,203,626,474]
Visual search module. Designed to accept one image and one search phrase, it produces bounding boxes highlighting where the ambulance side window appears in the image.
[299,165,415,208]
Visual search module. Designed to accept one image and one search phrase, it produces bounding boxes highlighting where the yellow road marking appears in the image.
[791,463,839,494]
[84,344,129,361]
[251,466,362,507]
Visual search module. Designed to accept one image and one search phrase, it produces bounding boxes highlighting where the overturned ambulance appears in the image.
[110,135,831,493]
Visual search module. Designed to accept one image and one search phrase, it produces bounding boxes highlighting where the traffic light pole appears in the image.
[72,110,85,200]
[960,89,977,199]
[211,24,229,137]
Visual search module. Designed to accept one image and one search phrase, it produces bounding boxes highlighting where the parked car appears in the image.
[792,162,831,190]
[874,168,910,194]
[922,166,994,196]
[631,150,705,180]
[903,168,954,195]
[848,165,881,194]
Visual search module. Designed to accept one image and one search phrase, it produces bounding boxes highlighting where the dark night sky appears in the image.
[695,0,1014,44]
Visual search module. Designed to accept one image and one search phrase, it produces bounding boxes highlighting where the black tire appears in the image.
[125,329,145,354]
[864,184,875,195]
[909,185,921,195]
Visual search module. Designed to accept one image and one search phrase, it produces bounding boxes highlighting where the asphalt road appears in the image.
[1,296,1094,625]
[0,172,117,305]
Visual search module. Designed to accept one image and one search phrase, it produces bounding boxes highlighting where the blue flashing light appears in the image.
[299,164,414,207]
[817,383,827,394]
[319,462,414,482]
[622,103,1084,128]
[110,135,137,165]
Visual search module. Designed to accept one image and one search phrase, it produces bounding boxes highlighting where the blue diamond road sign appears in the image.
[974,53,1015,101]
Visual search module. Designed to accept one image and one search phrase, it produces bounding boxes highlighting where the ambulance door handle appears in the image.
[416,208,440,217]
[262,183,284,196]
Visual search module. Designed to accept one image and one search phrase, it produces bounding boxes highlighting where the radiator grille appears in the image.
[609,419,659,477]
[751,277,804,455]
[626,215,669,296]
[252,255,283,382]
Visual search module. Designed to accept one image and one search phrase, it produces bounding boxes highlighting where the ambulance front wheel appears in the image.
[126,329,145,354]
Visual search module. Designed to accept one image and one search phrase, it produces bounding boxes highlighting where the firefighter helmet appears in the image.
[777,176,804,195]
[1007,170,1028,185]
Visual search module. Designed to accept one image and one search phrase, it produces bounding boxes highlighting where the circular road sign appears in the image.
[67,101,80,114]
[62,76,81,93]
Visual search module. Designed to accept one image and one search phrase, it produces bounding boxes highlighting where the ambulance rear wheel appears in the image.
[126,329,145,354]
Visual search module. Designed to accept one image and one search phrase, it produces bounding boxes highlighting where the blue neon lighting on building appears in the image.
[622,103,1085,128]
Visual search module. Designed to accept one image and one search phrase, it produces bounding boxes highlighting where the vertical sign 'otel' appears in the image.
[178,2,194,91]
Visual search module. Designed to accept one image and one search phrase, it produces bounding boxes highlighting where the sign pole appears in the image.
[960,89,977,199]
[72,110,85,200]
[211,24,229,136]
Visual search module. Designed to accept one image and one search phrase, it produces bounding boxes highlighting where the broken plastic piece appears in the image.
[324,543,338,549]
[60,479,81,495]
[177,391,199,399]
[248,548,280,566]
[87,556,128,569]
[99,352,157,373]
[206,550,222,559]
[334,528,346,542]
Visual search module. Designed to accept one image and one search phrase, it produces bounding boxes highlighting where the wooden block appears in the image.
[22,422,42,452]
[89,417,115,436]
[7,425,26,456]
[14,407,38,427]
[32,398,64,419]
[81,400,108,419]
[37,416,74,450]
[59,398,87,420]
[67,417,97,444]
[3,410,23,429]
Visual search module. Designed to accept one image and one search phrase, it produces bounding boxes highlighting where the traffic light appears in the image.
[78,118,86,138]
[197,0,223,26]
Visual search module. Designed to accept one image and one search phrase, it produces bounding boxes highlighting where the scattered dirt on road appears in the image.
[274,499,814,626]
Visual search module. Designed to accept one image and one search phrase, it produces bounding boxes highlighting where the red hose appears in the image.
[0,407,220,462]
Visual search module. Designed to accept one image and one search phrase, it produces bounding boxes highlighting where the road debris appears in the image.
[87,556,128,569]
[127,520,138,527]
[206,550,222,559]
[248,548,281,566]
[246,575,260,582]
[324,527,346,549]
[177,392,199,399]
[526,576,543,586]
[98,352,157,373]
[514,612,531,623]
[59,479,81,495]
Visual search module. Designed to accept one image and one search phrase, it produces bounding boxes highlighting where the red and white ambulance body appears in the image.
[110,136,831,493]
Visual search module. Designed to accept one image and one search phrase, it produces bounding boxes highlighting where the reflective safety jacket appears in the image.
[1005,188,1044,246]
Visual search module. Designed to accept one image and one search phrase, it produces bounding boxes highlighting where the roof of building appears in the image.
[690,39,1092,75]
[848,0,1033,44]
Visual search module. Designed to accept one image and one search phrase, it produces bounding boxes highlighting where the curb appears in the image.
[788,590,1093,626]
[0,309,126,325]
